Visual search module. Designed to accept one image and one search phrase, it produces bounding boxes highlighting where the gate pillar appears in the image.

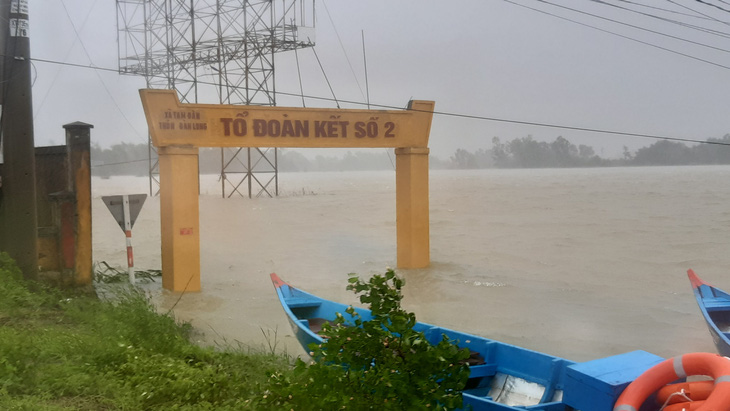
[396,147,430,268]
[159,145,201,292]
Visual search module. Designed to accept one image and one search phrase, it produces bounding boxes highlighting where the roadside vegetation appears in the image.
[0,254,469,410]
[0,252,287,410]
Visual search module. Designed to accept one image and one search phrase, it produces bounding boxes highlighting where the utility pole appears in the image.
[0,0,38,279]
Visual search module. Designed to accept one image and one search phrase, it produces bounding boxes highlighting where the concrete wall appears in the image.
[33,122,93,286]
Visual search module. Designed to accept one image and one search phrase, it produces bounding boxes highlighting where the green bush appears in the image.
[0,252,57,314]
[261,269,470,410]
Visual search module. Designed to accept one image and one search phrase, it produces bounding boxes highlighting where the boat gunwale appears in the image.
[688,269,730,357]
[269,272,578,409]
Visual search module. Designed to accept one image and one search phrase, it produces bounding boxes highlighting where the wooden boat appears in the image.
[688,269,730,357]
[270,273,665,411]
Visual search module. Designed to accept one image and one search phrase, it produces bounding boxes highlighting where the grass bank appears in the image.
[0,253,289,410]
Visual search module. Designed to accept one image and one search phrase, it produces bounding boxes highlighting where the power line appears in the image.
[615,0,717,20]
[424,108,730,147]
[665,0,730,26]
[23,55,730,150]
[26,56,120,73]
[34,0,98,115]
[91,158,149,168]
[55,0,145,141]
[693,0,730,15]
[599,0,730,38]
[309,44,340,108]
[536,0,730,54]
[503,0,730,71]
[321,0,366,102]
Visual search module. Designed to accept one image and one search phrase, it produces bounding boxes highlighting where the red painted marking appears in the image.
[127,246,134,267]
[270,273,288,289]
[179,228,194,235]
[688,269,709,289]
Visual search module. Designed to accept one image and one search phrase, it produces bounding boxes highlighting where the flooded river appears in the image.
[92,165,730,362]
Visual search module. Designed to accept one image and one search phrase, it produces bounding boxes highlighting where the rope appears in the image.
[658,388,693,410]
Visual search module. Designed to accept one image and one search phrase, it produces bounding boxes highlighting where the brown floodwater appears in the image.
[91,166,729,362]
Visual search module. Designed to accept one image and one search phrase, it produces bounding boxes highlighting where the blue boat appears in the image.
[688,269,730,358]
[270,273,665,411]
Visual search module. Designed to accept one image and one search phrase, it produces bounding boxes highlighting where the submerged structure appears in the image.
[116,0,316,197]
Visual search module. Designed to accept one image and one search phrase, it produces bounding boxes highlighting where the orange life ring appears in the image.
[613,352,730,411]
[657,380,714,404]
[662,401,705,411]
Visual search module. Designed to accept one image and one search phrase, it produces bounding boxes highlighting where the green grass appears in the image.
[0,253,290,410]
[0,255,469,410]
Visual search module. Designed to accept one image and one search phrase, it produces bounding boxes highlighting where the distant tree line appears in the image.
[630,135,730,165]
[91,143,150,177]
[453,134,730,169]
[90,134,730,176]
[490,136,605,168]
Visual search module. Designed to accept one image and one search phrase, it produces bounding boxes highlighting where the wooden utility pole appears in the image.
[0,0,38,279]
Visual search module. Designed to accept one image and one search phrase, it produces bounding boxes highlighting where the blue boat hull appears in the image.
[270,273,664,411]
[688,269,730,358]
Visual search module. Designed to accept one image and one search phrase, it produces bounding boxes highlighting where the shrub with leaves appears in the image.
[0,252,58,315]
[262,269,470,410]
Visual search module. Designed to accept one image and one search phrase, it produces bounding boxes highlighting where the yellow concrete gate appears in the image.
[140,89,435,292]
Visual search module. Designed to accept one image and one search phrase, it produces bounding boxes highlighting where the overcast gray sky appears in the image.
[27,0,730,159]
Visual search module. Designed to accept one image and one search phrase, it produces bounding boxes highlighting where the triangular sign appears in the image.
[102,194,147,232]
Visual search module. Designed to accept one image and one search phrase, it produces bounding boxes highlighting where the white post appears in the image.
[122,195,135,284]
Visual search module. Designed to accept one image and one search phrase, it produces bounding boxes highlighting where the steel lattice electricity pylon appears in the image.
[116,0,315,197]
